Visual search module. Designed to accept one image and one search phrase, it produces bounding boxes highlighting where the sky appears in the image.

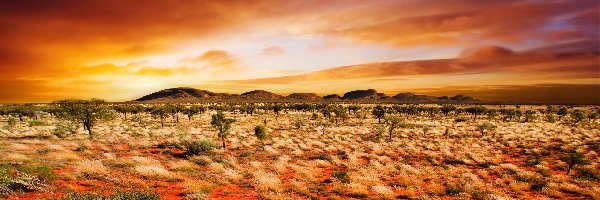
[0,0,598,104]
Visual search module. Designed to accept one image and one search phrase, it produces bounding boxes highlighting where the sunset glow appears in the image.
[0,0,598,103]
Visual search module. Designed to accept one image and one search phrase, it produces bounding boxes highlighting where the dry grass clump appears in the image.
[170,160,198,171]
[134,165,174,180]
[372,185,394,197]
[253,170,282,192]
[3,153,32,165]
[48,151,81,162]
[183,180,213,199]
[74,159,108,177]
[223,168,243,182]
[131,156,161,166]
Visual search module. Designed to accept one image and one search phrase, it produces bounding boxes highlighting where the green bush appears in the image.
[28,119,45,126]
[183,139,218,156]
[332,171,350,183]
[6,117,16,127]
[454,117,467,123]
[61,190,159,200]
[53,120,78,138]
[445,182,466,195]
[75,144,90,152]
[575,167,599,181]
[0,165,52,196]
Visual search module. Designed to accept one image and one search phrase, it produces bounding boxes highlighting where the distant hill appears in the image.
[287,93,322,100]
[133,87,479,103]
[240,90,283,99]
[135,87,230,102]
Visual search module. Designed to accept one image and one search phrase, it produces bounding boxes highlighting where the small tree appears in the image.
[292,115,306,129]
[113,104,132,120]
[422,124,431,136]
[211,111,234,149]
[271,104,282,116]
[560,152,588,175]
[254,124,269,150]
[149,106,169,127]
[184,105,206,121]
[556,107,568,120]
[316,119,330,135]
[465,106,487,120]
[384,115,401,141]
[440,104,456,117]
[372,105,386,123]
[570,110,586,124]
[523,110,537,122]
[53,99,113,139]
[476,121,497,135]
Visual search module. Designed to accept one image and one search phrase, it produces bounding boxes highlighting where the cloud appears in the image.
[192,50,237,66]
[135,67,195,76]
[226,39,599,84]
[81,63,195,76]
[314,0,598,47]
[261,46,285,56]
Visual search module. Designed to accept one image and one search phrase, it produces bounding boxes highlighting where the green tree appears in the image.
[149,106,169,127]
[271,104,283,116]
[52,99,113,139]
[372,105,386,123]
[165,104,185,123]
[476,121,497,135]
[112,104,132,120]
[254,124,269,150]
[332,105,348,124]
[556,107,568,120]
[570,110,586,124]
[211,111,234,149]
[465,106,487,120]
[523,110,537,122]
[440,104,456,117]
[560,152,588,175]
[184,105,206,121]
[384,115,401,140]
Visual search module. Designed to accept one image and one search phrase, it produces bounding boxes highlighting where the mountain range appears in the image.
[133,87,478,103]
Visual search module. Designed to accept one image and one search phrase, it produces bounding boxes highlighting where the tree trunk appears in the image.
[221,135,226,149]
[85,124,93,139]
[176,114,179,123]
[161,118,164,127]
[378,118,381,123]
[188,115,192,121]
[566,164,573,175]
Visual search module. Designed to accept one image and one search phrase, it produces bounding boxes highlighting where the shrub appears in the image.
[0,165,50,196]
[476,121,497,135]
[15,165,57,181]
[560,152,588,175]
[336,150,349,160]
[254,124,269,149]
[28,119,45,126]
[183,139,218,156]
[75,144,90,152]
[309,153,331,161]
[6,117,16,127]
[575,166,599,181]
[454,117,467,123]
[445,182,466,195]
[53,120,78,138]
[61,190,159,200]
[332,171,350,183]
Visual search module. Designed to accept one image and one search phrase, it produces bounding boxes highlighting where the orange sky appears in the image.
[0,0,598,104]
